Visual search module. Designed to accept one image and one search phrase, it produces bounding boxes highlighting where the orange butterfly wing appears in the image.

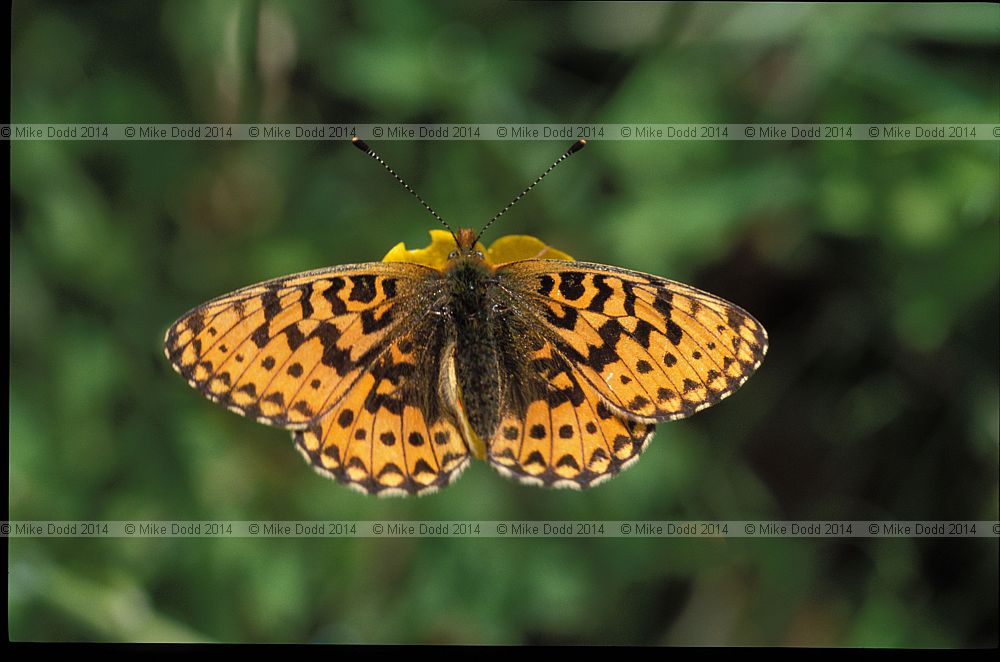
[166,250,767,493]
[486,335,655,488]
[497,260,768,422]
[165,261,474,495]
[483,260,767,487]
[293,333,470,495]
[164,262,439,429]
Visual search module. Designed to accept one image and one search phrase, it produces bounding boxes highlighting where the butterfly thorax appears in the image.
[442,254,503,442]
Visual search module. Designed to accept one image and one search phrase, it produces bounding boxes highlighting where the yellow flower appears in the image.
[383,230,574,268]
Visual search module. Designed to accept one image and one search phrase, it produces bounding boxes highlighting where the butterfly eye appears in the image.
[448,250,459,260]
[473,250,484,259]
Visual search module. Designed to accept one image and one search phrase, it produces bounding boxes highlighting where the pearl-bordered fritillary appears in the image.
[164,141,768,495]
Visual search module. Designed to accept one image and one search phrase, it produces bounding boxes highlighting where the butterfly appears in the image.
[164,139,768,495]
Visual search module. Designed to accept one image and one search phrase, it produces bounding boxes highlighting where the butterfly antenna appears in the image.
[474,139,587,245]
[352,137,459,245]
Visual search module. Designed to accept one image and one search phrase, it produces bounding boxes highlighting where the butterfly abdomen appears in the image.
[446,259,503,441]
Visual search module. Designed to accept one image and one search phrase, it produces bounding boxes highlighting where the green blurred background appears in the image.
[9,0,998,645]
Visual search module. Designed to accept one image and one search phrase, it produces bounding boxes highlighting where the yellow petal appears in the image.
[383,230,573,268]
[486,235,574,264]
[382,230,459,269]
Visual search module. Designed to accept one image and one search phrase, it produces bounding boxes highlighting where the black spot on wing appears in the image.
[186,312,205,335]
[727,307,744,330]
[312,321,352,375]
[556,454,580,470]
[632,319,656,349]
[348,275,377,303]
[412,459,435,477]
[627,395,649,410]
[537,275,555,296]
[261,290,282,321]
[558,272,586,301]
[524,451,546,467]
[665,320,683,345]
[382,278,398,299]
[652,291,673,319]
[251,324,270,349]
[322,444,340,463]
[377,463,404,480]
[283,323,306,351]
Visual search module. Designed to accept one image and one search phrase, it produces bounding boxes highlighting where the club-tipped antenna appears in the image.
[352,137,458,245]
[474,139,587,246]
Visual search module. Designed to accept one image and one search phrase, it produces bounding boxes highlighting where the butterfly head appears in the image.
[447,228,486,262]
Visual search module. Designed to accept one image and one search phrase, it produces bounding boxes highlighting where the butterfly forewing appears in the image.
[164,261,441,429]
[494,260,768,423]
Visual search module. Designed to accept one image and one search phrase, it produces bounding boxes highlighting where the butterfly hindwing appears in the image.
[495,260,768,423]
[293,329,470,495]
[164,261,440,429]
[487,336,655,488]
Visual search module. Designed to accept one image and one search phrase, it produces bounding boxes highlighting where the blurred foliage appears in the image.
[9,0,998,646]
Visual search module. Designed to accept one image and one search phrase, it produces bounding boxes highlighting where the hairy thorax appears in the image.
[443,258,503,440]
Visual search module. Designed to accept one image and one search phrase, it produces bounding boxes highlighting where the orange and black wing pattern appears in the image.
[487,259,767,488]
[164,262,436,429]
[165,261,471,495]
[499,260,768,421]
[487,333,655,489]
[293,329,470,495]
